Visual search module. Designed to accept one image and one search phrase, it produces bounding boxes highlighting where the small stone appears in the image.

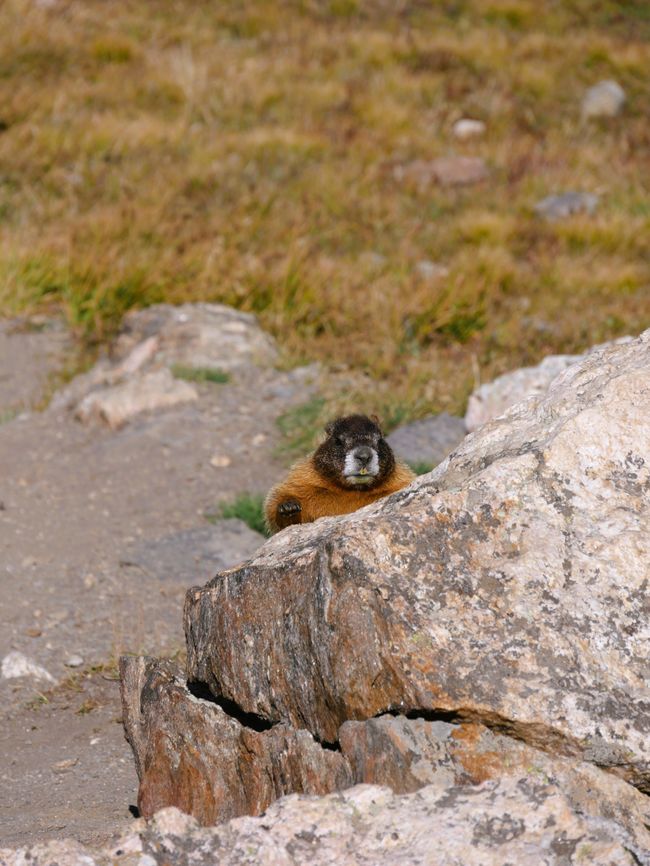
[251,433,267,447]
[75,369,198,429]
[210,454,232,468]
[358,251,388,270]
[395,156,488,189]
[1,651,55,683]
[452,118,486,140]
[534,191,599,221]
[52,758,78,773]
[582,79,626,119]
[414,261,449,281]
[65,655,84,668]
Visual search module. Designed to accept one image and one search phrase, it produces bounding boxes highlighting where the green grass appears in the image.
[170,364,230,384]
[0,0,648,419]
[275,396,327,459]
[407,461,436,476]
[207,493,269,537]
[0,408,18,425]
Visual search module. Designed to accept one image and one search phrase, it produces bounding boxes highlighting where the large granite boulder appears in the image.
[185,331,650,788]
[114,328,650,861]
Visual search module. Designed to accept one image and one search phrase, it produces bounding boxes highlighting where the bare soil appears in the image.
[0,319,312,847]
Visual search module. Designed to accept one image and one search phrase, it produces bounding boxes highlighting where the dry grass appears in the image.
[0,0,648,417]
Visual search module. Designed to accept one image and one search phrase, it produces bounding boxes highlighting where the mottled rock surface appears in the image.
[465,337,632,431]
[3,772,649,865]
[534,191,599,221]
[465,353,582,431]
[394,156,488,188]
[186,331,650,792]
[120,657,352,824]
[76,368,198,429]
[387,413,466,467]
[582,79,626,118]
[54,303,278,427]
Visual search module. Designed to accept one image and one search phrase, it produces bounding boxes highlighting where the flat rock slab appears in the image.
[186,331,650,792]
[387,413,466,468]
[119,520,264,586]
[0,318,70,414]
[534,191,599,221]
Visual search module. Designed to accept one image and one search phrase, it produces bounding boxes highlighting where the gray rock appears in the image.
[387,414,466,468]
[119,520,264,585]
[114,302,278,372]
[534,191,599,220]
[75,369,198,429]
[186,330,650,792]
[3,771,649,865]
[64,655,84,669]
[394,156,488,189]
[414,260,449,281]
[582,79,626,118]
[1,651,55,683]
[464,337,633,431]
[465,354,581,432]
[452,118,486,140]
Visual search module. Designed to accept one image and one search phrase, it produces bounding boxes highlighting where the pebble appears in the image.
[534,192,599,221]
[65,654,84,668]
[210,454,232,468]
[452,118,486,140]
[1,651,56,683]
[582,79,625,119]
[415,261,449,281]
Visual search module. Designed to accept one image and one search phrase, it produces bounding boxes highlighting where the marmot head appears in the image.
[313,414,396,490]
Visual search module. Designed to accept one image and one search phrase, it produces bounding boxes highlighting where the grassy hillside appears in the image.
[0,0,648,419]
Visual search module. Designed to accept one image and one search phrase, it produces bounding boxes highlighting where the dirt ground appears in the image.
[0,317,312,847]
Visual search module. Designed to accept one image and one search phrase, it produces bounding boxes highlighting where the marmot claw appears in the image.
[278,499,302,516]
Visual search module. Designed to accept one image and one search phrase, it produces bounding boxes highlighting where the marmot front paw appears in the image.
[277,499,302,526]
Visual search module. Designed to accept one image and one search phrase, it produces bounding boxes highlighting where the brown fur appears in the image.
[265,417,415,533]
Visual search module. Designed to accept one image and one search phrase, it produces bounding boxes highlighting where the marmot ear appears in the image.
[370,414,383,434]
[324,420,336,436]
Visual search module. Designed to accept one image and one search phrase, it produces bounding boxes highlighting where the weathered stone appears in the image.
[3,771,649,865]
[394,156,488,188]
[120,657,353,824]
[113,303,278,372]
[582,79,626,119]
[534,191,599,220]
[119,520,264,586]
[465,353,581,431]
[1,651,55,683]
[452,118,486,140]
[464,338,633,431]
[75,369,198,429]
[387,414,466,468]
[414,260,449,281]
[186,331,650,792]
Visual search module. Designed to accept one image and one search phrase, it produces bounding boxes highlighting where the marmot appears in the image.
[265,414,415,533]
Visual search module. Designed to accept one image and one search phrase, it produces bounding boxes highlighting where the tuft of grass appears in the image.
[275,396,327,459]
[170,364,230,384]
[207,493,269,537]
[407,461,436,476]
[0,408,18,425]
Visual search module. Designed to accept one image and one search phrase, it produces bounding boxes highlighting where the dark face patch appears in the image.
[313,414,396,490]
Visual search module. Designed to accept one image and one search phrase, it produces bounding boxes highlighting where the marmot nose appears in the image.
[355,446,373,465]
